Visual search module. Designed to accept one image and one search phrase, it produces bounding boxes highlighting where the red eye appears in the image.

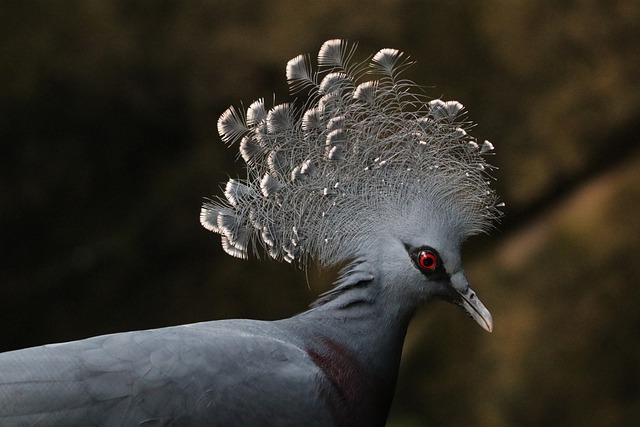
[418,250,438,271]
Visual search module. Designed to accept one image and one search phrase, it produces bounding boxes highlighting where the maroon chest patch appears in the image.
[307,337,395,427]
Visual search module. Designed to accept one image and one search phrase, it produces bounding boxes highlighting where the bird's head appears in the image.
[201,39,501,331]
[363,214,493,332]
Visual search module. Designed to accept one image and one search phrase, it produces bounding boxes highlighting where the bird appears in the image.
[0,39,501,426]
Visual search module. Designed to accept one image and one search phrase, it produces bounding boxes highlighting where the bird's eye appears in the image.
[405,244,444,276]
[417,249,438,272]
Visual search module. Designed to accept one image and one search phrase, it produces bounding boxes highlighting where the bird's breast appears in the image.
[306,336,395,427]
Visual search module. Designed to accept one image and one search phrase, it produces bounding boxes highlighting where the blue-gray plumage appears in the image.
[0,40,500,426]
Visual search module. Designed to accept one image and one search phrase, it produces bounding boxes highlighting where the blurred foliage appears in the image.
[1,0,639,425]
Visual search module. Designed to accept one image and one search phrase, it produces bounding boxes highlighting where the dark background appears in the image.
[1,1,639,425]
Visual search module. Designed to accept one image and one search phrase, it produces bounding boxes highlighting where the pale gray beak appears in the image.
[450,271,493,332]
[457,285,493,332]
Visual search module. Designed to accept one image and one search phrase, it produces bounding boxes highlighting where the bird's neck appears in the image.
[277,263,420,425]
[300,298,412,374]
[296,260,419,372]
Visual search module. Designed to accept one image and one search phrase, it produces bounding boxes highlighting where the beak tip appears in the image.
[484,321,493,333]
[483,312,494,333]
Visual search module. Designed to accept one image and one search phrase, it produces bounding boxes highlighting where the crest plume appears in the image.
[202,39,501,265]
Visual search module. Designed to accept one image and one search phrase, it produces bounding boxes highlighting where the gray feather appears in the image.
[0,322,333,426]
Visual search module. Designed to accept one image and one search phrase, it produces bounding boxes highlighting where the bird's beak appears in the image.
[450,272,493,332]
[457,285,493,332]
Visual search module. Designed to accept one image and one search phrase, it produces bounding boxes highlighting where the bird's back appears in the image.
[0,320,334,426]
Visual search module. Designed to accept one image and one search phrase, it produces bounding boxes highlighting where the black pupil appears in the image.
[420,252,436,269]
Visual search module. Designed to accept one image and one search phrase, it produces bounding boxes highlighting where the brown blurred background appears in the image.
[1,0,639,425]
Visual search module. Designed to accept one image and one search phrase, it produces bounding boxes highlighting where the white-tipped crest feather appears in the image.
[286,54,315,93]
[266,104,295,134]
[353,81,378,104]
[217,106,247,144]
[319,72,350,94]
[371,48,403,75]
[239,136,263,164]
[246,98,267,126]
[202,40,502,265]
[317,39,351,68]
